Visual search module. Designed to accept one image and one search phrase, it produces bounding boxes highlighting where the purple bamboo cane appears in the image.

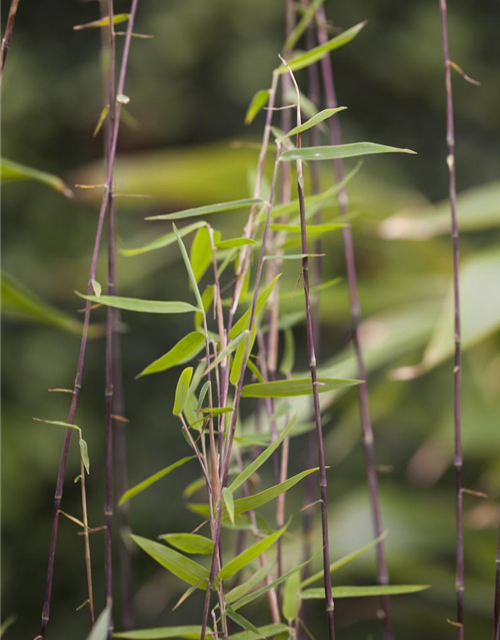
[38,2,139,636]
[315,8,393,637]
[438,0,464,636]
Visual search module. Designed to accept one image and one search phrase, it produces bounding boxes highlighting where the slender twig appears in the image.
[38,2,139,636]
[494,514,500,640]
[0,0,20,83]
[315,8,393,637]
[78,432,95,627]
[438,1,464,636]
[285,58,335,640]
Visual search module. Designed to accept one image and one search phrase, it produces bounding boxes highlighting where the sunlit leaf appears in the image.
[1,157,73,197]
[77,293,200,314]
[173,367,194,416]
[276,22,366,74]
[226,562,276,605]
[159,533,214,555]
[119,457,194,505]
[241,377,361,398]
[230,414,297,493]
[229,274,282,340]
[189,226,219,284]
[137,332,205,378]
[147,198,264,221]
[301,584,431,599]
[216,238,258,250]
[73,13,130,30]
[121,221,206,257]
[277,108,346,141]
[93,105,110,137]
[280,143,416,162]
[245,90,270,125]
[282,571,300,621]
[113,626,205,639]
[131,535,209,587]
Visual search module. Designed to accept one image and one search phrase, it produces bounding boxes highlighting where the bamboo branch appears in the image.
[438,1,464,637]
[315,7,393,637]
[494,514,500,640]
[0,0,20,83]
[38,1,140,636]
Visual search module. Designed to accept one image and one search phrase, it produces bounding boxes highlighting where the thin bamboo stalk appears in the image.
[494,515,500,640]
[0,0,20,83]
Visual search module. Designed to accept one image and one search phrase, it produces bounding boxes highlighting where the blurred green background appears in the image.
[1,0,499,638]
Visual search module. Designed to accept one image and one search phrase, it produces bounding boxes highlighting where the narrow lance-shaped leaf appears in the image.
[229,413,297,493]
[282,571,301,621]
[159,533,214,555]
[93,105,110,137]
[205,330,249,376]
[245,90,270,125]
[121,221,206,257]
[226,608,268,639]
[77,292,200,314]
[173,367,194,416]
[85,606,111,640]
[229,273,282,340]
[276,22,366,74]
[283,0,326,51]
[137,331,205,378]
[119,456,194,505]
[216,238,258,250]
[230,326,256,386]
[131,535,210,588]
[1,157,73,198]
[73,13,130,30]
[222,488,236,525]
[241,377,361,398]
[280,142,416,162]
[280,328,295,376]
[225,562,277,605]
[79,440,90,474]
[113,627,205,639]
[277,108,347,141]
[189,226,220,283]
[147,198,265,222]
[228,624,289,640]
[301,584,431,599]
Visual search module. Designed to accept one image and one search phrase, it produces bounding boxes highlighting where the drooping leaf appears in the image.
[137,332,205,378]
[280,143,416,162]
[245,90,270,125]
[219,525,287,581]
[282,571,301,621]
[86,606,110,640]
[159,533,214,555]
[229,274,282,340]
[113,626,205,639]
[121,222,206,257]
[222,487,236,525]
[0,614,17,638]
[1,157,73,197]
[228,624,289,640]
[119,457,194,505]
[282,0,326,51]
[241,377,361,398]
[93,105,110,137]
[1,271,97,336]
[301,584,431,599]
[226,608,267,638]
[147,198,264,221]
[131,535,209,587]
[79,439,90,474]
[74,13,130,30]
[233,469,318,516]
[173,367,194,416]
[229,414,297,493]
[77,293,200,314]
[276,22,366,74]
[277,108,346,141]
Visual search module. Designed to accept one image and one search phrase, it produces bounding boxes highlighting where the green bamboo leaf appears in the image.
[282,571,300,621]
[183,476,206,499]
[226,609,266,638]
[113,627,204,639]
[241,377,361,398]
[230,326,256,386]
[276,22,366,74]
[280,143,416,162]
[189,226,220,284]
[205,330,249,376]
[137,332,205,378]
[93,105,110,137]
[1,272,98,337]
[301,531,389,588]
[74,14,130,30]
[200,406,234,416]
[173,225,206,311]
[269,223,345,234]
[173,367,194,416]
[119,457,194,505]
[86,606,110,640]
[230,414,297,493]
[121,222,206,257]
[222,487,235,525]
[147,198,264,221]
[228,624,289,640]
[159,533,214,555]
[301,584,431,599]
[226,562,276,605]
[283,0,325,51]
[131,535,209,587]
[246,358,264,383]
[79,439,90,475]
[195,286,214,330]
[280,328,295,376]
[1,157,73,197]
[77,293,200,314]
[264,253,324,261]
[245,90,270,125]
[277,108,346,141]
[216,238,258,250]
[234,469,318,516]
[229,274,282,340]
[33,417,80,431]
[0,614,17,638]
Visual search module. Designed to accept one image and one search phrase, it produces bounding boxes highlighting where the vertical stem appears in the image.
[79,434,95,626]
[438,1,464,636]
[291,80,335,639]
[38,2,139,636]
[0,0,20,83]
[315,8,393,637]
[494,516,500,640]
